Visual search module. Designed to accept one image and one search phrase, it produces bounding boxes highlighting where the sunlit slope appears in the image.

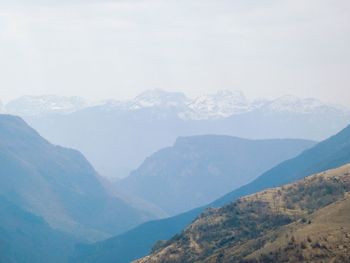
[136,164,350,263]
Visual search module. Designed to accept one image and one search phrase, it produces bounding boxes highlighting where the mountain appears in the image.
[0,196,76,263]
[181,90,250,120]
[6,91,349,120]
[117,135,315,215]
[258,95,334,114]
[72,123,350,263]
[5,95,89,116]
[0,114,162,241]
[21,90,350,178]
[213,120,350,207]
[132,89,189,110]
[24,102,188,178]
[135,164,350,263]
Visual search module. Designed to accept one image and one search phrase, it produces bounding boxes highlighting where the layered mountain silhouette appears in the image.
[0,114,161,242]
[73,123,350,263]
[135,164,350,263]
[117,135,315,215]
[18,90,350,178]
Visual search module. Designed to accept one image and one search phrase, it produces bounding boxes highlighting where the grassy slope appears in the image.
[243,193,350,262]
[136,164,350,263]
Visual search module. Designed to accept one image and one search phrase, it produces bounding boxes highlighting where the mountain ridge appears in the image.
[117,135,315,215]
[4,90,349,120]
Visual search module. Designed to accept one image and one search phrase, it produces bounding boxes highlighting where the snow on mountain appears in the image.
[180,92,349,119]
[5,90,349,119]
[97,89,252,119]
[91,89,189,116]
[131,89,188,109]
[250,98,270,110]
[5,95,89,116]
[260,95,345,115]
[181,90,251,120]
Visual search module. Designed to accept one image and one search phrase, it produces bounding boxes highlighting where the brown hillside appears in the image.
[135,164,350,263]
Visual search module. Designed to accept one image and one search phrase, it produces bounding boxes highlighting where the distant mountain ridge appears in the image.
[117,135,315,215]
[4,89,349,119]
[213,120,350,207]
[5,95,89,116]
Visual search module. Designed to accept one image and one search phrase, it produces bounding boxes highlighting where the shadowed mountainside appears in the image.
[0,196,76,263]
[0,114,162,242]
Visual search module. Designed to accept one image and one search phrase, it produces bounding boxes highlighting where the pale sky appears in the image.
[0,0,349,104]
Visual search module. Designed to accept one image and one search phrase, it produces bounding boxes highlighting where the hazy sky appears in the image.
[0,0,349,104]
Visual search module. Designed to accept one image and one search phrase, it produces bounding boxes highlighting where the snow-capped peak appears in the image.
[182,90,250,120]
[5,95,89,116]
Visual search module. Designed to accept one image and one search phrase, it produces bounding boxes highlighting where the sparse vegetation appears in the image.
[135,164,350,263]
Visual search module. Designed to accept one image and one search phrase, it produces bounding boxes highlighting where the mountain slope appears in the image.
[244,193,350,262]
[70,207,203,263]
[73,123,350,263]
[0,196,76,263]
[135,164,350,263]
[117,136,315,215]
[214,121,350,207]
[0,114,161,241]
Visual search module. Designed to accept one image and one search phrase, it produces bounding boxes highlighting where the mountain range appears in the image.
[0,114,162,242]
[116,135,315,215]
[4,90,348,179]
[72,122,350,263]
[2,90,349,120]
[0,98,349,262]
[3,95,89,116]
